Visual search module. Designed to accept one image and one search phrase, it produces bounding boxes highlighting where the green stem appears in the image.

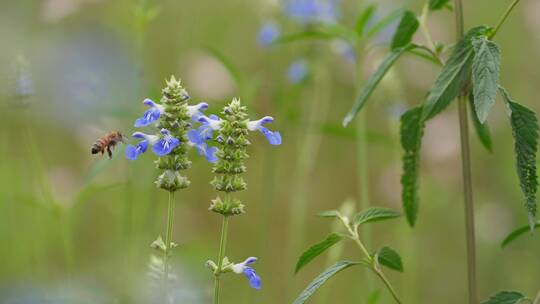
[214,215,230,304]
[454,1,478,303]
[489,0,522,39]
[349,228,402,304]
[163,191,176,299]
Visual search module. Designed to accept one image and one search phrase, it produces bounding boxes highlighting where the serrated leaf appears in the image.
[400,107,425,226]
[376,246,403,272]
[391,11,419,50]
[429,0,451,10]
[501,220,540,248]
[499,86,539,231]
[472,37,500,123]
[353,207,401,226]
[318,210,342,218]
[293,261,363,304]
[421,26,488,121]
[356,4,376,37]
[295,233,343,274]
[343,44,415,126]
[469,94,493,152]
[482,291,528,304]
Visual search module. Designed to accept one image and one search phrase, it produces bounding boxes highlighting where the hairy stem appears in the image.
[214,215,230,304]
[489,0,522,39]
[454,0,478,303]
[163,191,176,299]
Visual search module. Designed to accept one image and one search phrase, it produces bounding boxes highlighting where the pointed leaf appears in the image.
[293,261,363,304]
[500,86,539,230]
[318,210,342,218]
[501,220,540,248]
[421,26,488,121]
[356,4,376,37]
[472,37,501,123]
[295,233,343,274]
[365,9,404,40]
[376,246,403,272]
[353,207,401,226]
[391,11,419,50]
[469,94,493,152]
[400,107,425,226]
[343,44,415,126]
[482,291,528,304]
[429,0,451,10]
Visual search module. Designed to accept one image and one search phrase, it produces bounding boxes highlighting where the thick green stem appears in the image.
[163,191,176,299]
[213,215,230,304]
[489,0,522,39]
[458,96,478,303]
[454,1,478,302]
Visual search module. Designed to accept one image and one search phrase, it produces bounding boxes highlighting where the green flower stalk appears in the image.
[126,76,210,300]
[199,98,281,303]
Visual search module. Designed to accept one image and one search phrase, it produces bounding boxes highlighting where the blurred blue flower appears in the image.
[287,59,309,84]
[188,102,209,121]
[16,72,33,98]
[153,129,181,156]
[232,257,261,290]
[247,116,282,145]
[194,142,218,163]
[135,99,164,127]
[284,0,340,24]
[258,21,281,47]
[332,39,356,62]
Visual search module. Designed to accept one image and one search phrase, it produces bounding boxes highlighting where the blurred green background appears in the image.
[0,0,539,303]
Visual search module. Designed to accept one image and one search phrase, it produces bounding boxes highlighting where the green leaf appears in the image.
[376,246,403,272]
[400,107,425,226]
[353,207,401,226]
[342,44,415,126]
[356,4,376,37]
[472,37,501,123]
[499,86,539,231]
[295,233,343,274]
[318,210,342,218]
[293,261,363,304]
[429,0,451,10]
[501,220,540,248]
[421,26,488,121]
[482,291,528,304]
[391,11,419,50]
[469,94,493,152]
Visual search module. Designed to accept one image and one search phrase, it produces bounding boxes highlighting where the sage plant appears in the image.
[125,76,210,300]
[342,0,538,303]
[198,98,281,304]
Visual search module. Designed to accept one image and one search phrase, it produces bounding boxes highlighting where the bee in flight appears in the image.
[91,131,125,158]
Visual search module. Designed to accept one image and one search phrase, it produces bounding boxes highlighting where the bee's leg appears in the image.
[107,146,112,158]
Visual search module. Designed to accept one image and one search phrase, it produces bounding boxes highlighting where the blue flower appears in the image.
[287,60,309,84]
[188,102,209,121]
[232,257,261,290]
[258,21,281,47]
[125,139,149,160]
[247,116,282,145]
[16,72,33,97]
[134,99,165,127]
[194,142,218,163]
[152,129,181,156]
[125,131,158,160]
[198,114,223,131]
[284,0,339,24]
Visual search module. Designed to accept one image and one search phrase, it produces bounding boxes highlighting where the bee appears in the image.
[91,131,125,158]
